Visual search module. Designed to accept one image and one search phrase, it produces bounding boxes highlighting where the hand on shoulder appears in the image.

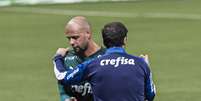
[139,54,150,65]
[56,48,69,57]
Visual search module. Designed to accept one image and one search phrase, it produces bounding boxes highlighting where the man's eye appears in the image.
[66,37,71,40]
[66,36,79,40]
[72,36,79,39]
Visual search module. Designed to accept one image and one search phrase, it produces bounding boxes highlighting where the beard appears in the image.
[73,46,87,55]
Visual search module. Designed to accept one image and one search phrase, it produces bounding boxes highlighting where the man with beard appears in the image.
[54,16,105,101]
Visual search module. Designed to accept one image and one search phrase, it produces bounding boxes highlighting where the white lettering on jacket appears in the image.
[100,57,135,67]
[66,68,79,80]
[71,82,92,96]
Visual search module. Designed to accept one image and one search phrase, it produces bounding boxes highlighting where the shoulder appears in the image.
[64,50,80,60]
[64,50,83,67]
[99,47,107,53]
[92,47,106,57]
[85,47,106,61]
[126,54,151,73]
[66,49,76,56]
[112,53,149,68]
[124,53,145,62]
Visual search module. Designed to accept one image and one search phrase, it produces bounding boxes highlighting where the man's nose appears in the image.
[69,39,76,46]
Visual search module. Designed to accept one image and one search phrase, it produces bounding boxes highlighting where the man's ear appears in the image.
[86,31,92,39]
[123,37,127,48]
[124,37,127,44]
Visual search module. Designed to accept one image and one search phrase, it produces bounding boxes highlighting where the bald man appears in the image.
[54,16,105,101]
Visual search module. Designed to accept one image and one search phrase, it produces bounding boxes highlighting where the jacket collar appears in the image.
[106,47,126,54]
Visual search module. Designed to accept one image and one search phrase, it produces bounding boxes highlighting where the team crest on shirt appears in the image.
[65,56,77,60]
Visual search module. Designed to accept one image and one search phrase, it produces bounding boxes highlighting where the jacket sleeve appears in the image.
[145,71,156,101]
[141,58,156,101]
[53,55,91,85]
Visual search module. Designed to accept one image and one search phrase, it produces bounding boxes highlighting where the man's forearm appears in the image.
[145,73,156,101]
[53,55,68,80]
[53,55,87,85]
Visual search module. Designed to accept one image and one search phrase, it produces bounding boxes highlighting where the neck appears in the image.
[84,40,101,57]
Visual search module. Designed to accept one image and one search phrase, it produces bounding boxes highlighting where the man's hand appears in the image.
[69,97,77,101]
[56,48,69,57]
[65,97,77,101]
[140,54,150,65]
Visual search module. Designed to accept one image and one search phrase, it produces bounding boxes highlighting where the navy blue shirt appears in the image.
[53,47,156,101]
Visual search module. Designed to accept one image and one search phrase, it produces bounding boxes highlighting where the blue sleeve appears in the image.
[145,71,156,101]
[139,58,156,101]
[53,55,91,85]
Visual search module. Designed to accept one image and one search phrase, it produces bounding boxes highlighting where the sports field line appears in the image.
[1,7,201,20]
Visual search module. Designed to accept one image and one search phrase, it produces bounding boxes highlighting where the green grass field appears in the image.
[1,0,201,101]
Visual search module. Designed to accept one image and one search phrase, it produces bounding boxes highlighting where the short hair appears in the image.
[102,22,128,48]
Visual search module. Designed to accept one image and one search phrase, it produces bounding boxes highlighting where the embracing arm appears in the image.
[141,57,156,101]
[145,71,156,101]
[139,55,156,101]
[53,54,90,85]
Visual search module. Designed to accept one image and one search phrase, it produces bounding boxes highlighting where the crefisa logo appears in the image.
[100,57,135,67]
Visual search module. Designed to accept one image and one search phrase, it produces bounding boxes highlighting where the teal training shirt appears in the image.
[57,48,105,101]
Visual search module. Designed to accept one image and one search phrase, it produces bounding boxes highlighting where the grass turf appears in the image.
[0,0,201,101]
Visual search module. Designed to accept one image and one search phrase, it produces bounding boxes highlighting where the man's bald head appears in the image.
[64,16,93,54]
[65,16,92,34]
